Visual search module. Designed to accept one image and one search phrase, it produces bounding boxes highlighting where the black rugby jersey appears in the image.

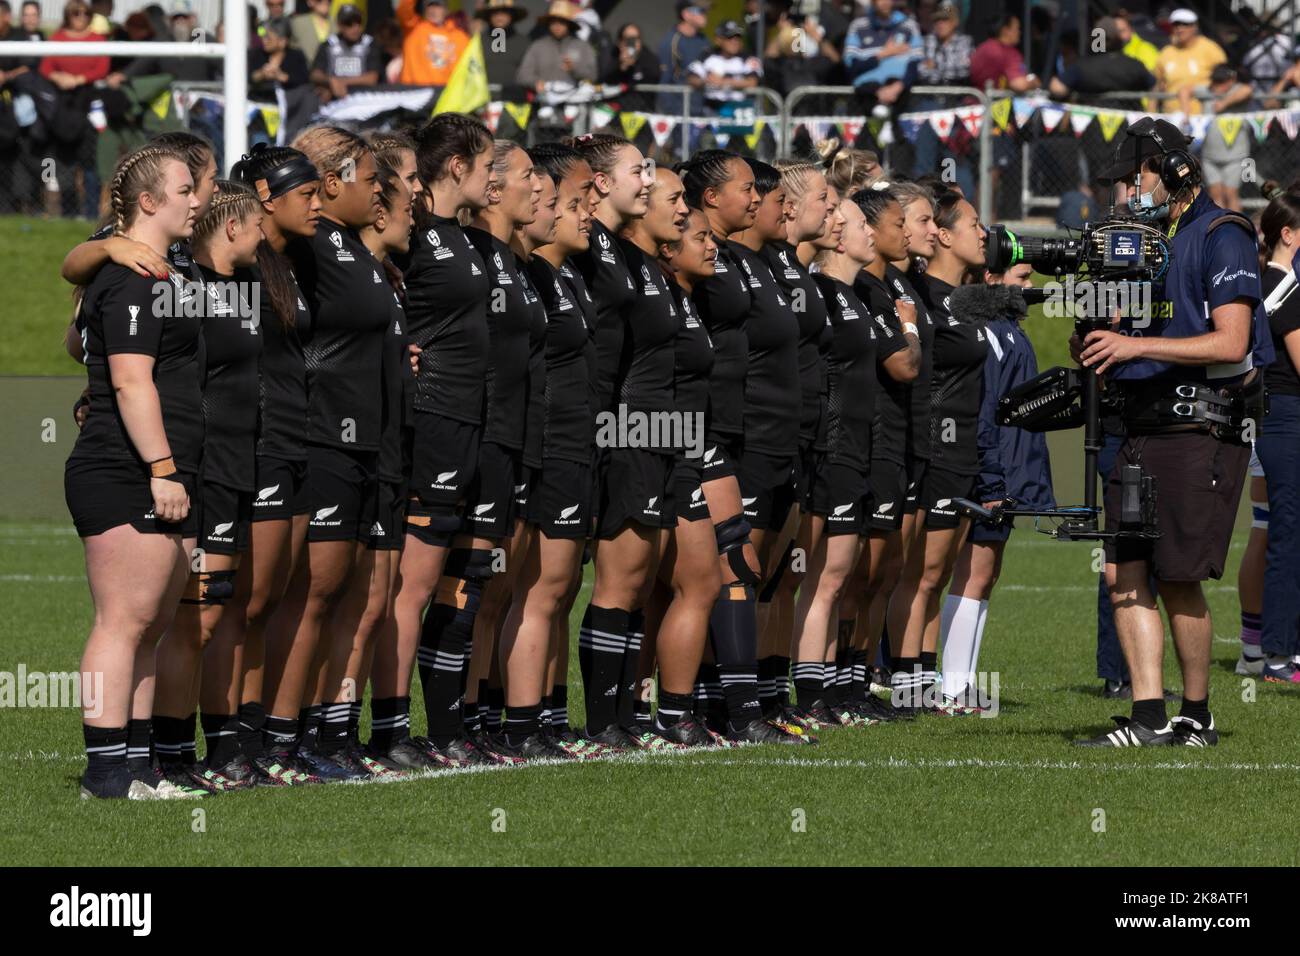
[195,263,262,490]
[255,261,311,462]
[518,254,549,469]
[529,256,596,465]
[572,218,638,415]
[71,265,204,471]
[558,261,601,449]
[762,240,829,446]
[890,263,936,461]
[691,236,752,440]
[669,281,714,425]
[813,274,878,473]
[75,227,205,345]
[288,218,392,451]
[399,216,490,422]
[465,226,534,451]
[731,242,800,456]
[918,274,988,476]
[377,276,411,484]
[855,270,910,466]
[614,237,680,445]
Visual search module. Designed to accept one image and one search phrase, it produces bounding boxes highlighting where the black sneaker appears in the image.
[1074,715,1176,747]
[80,767,158,800]
[295,746,367,781]
[205,753,260,790]
[652,713,714,748]
[411,734,496,768]
[484,732,559,762]
[1102,679,1132,700]
[471,730,527,765]
[369,736,444,771]
[1171,714,1219,747]
[854,695,900,722]
[251,752,321,785]
[156,763,222,796]
[582,724,639,752]
[727,717,815,745]
[330,743,409,780]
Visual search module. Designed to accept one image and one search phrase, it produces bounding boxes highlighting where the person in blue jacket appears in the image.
[942,263,1055,707]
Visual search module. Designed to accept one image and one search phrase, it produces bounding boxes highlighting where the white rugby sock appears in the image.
[941,595,982,700]
[967,599,990,690]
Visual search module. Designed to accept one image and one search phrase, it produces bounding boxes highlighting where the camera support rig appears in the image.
[951,222,1169,542]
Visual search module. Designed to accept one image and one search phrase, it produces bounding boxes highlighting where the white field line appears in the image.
[0,574,83,582]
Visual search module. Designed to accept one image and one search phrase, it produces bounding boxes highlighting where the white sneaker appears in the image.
[1235,652,1265,676]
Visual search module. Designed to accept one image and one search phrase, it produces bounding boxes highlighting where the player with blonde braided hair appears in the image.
[64,143,203,799]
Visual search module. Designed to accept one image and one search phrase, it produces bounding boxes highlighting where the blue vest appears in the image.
[1115,190,1274,383]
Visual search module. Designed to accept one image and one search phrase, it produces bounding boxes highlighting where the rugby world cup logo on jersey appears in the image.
[595,404,705,459]
[330,230,354,262]
[127,305,139,336]
[427,228,455,259]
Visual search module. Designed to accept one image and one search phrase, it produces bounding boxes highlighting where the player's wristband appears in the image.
[903,322,919,336]
[149,456,177,478]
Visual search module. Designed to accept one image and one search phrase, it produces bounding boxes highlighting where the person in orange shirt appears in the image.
[396,0,469,87]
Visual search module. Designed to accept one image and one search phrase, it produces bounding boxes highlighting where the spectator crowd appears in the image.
[3,0,1300,218]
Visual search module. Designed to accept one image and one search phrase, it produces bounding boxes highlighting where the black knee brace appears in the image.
[715,515,758,587]
[181,569,237,606]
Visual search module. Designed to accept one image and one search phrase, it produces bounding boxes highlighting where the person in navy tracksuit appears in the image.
[941,264,1055,706]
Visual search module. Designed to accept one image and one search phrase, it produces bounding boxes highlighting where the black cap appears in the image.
[716,18,744,38]
[1096,118,1189,182]
[336,3,362,24]
[676,0,708,14]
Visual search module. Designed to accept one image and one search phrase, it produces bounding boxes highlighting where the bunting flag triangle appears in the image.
[149,89,171,121]
[840,118,864,145]
[897,113,925,141]
[590,103,615,129]
[1277,109,1298,140]
[714,132,731,148]
[1011,97,1036,129]
[1097,111,1126,142]
[1248,111,1273,141]
[562,104,581,125]
[1037,104,1064,133]
[1067,107,1094,137]
[649,114,676,147]
[875,118,894,146]
[260,106,281,140]
[954,105,983,138]
[503,101,532,130]
[928,110,956,142]
[483,101,504,134]
[620,111,648,141]
[744,119,766,151]
[804,119,831,143]
[990,97,1012,131]
[1215,115,1242,149]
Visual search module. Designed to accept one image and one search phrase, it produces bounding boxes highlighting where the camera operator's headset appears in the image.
[1125,116,1201,197]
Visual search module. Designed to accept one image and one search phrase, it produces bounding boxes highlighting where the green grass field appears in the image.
[1,216,1291,867]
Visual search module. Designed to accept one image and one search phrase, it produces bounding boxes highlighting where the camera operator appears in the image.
[1073,118,1274,748]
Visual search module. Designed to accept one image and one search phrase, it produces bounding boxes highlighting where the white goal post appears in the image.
[0,0,248,172]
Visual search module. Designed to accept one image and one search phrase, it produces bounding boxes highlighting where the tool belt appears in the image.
[1121,372,1267,445]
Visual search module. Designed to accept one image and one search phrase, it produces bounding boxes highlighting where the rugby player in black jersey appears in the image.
[149,183,267,794]
[261,126,390,781]
[388,114,495,768]
[315,161,422,772]
[445,140,543,762]
[848,187,923,715]
[679,151,808,744]
[757,160,833,716]
[65,144,202,799]
[223,145,323,785]
[497,144,607,758]
[568,134,665,748]
[793,196,895,727]
[892,190,988,711]
[607,165,701,750]
[652,206,731,747]
[731,159,802,718]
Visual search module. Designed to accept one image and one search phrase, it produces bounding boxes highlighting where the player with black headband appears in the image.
[150,183,267,794]
[890,189,988,712]
[757,160,833,716]
[652,205,733,746]
[442,139,542,762]
[846,186,922,714]
[386,113,495,769]
[1075,119,1272,747]
[220,144,322,785]
[65,144,203,799]
[258,126,389,781]
[678,150,809,744]
[496,143,608,758]
[569,133,667,748]
[729,159,804,719]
